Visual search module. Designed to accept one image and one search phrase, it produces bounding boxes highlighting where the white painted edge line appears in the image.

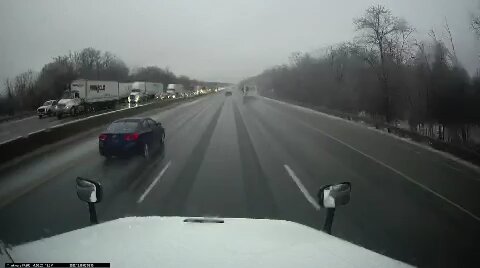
[261,96,480,174]
[137,161,172,203]
[294,119,480,222]
[51,106,133,129]
[0,136,24,145]
[50,100,166,129]
[51,99,187,129]
[179,98,201,107]
[284,164,321,211]
[10,115,37,123]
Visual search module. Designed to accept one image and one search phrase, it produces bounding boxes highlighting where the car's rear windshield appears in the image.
[106,121,139,133]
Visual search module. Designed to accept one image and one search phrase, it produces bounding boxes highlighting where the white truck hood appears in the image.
[1,217,411,268]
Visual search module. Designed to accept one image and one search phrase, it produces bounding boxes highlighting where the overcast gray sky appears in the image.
[0,0,479,83]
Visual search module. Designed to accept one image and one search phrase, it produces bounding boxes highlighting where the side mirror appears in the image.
[318,182,351,208]
[317,182,351,234]
[76,177,103,203]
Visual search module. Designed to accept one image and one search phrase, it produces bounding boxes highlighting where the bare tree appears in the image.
[472,13,480,36]
[354,5,410,122]
[444,18,458,65]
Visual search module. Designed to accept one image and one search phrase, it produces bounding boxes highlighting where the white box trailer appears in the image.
[70,79,120,103]
[56,79,122,118]
[132,82,163,98]
[118,82,132,100]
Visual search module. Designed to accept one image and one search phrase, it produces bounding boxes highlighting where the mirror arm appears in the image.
[88,203,98,224]
[323,208,335,234]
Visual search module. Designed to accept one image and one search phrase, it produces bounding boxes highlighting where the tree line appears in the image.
[248,5,480,145]
[0,47,211,115]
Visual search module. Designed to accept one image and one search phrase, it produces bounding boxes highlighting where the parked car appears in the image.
[225,91,232,96]
[37,100,58,118]
[99,118,165,159]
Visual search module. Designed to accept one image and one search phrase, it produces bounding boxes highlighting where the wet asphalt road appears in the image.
[0,90,479,267]
[0,102,146,143]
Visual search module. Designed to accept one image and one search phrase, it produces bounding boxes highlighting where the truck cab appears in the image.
[128,89,145,103]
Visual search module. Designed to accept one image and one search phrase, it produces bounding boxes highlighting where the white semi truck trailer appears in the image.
[56,79,127,119]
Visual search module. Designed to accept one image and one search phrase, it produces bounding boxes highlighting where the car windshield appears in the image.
[1,1,480,267]
[106,121,139,133]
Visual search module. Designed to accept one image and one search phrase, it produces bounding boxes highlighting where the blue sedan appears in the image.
[99,118,165,159]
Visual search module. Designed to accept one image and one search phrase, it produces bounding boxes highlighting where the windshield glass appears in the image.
[106,121,139,133]
[1,1,479,267]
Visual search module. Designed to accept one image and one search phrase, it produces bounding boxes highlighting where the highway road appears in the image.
[0,90,479,267]
[0,102,144,144]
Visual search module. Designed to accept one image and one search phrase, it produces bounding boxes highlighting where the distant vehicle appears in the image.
[99,118,165,159]
[225,91,232,96]
[37,100,57,118]
[128,82,163,103]
[56,79,121,119]
[166,84,185,98]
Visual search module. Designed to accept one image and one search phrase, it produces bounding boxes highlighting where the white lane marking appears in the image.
[137,161,172,203]
[294,119,480,222]
[5,115,37,123]
[284,164,321,211]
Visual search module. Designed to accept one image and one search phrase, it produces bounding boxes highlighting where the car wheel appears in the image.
[143,143,150,159]
[71,107,77,116]
[38,114,42,119]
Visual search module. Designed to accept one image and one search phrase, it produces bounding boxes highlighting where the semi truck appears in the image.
[119,82,132,102]
[56,79,125,119]
[166,84,185,99]
[128,82,163,103]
